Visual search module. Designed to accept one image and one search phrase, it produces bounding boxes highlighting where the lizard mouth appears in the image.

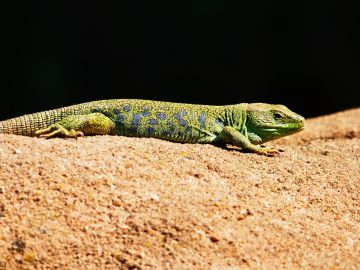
[261,122,305,135]
[297,121,306,131]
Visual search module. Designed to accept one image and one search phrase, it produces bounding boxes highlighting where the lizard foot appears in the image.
[255,146,280,156]
[35,124,84,139]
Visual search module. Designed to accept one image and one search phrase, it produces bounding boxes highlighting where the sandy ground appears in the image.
[0,108,359,270]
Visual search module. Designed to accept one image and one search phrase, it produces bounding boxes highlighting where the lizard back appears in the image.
[0,99,234,142]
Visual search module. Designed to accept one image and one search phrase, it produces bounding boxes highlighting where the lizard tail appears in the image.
[0,107,78,136]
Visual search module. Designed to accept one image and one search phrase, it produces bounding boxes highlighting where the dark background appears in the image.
[3,1,360,119]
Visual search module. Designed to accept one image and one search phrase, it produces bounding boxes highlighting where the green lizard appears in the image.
[0,99,305,155]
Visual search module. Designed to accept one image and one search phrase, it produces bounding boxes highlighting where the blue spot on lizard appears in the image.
[156,112,166,120]
[215,118,224,128]
[142,107,150,117]
[123,105,131,112]
[132,114,141,127]
[115,114,125,125]
[168,126,175,133]
[147,127,155,135]
[174,109,187,120]
[178,119,187,127]
[198,113,207,129]
[149,118,158,125]
[112,109,125,124]
[161,125,175,137]
[174,110,188,127]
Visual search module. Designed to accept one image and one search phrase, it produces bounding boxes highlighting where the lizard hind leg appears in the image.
[35,112,115,139]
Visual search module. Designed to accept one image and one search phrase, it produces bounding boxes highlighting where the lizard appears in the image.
[0,99,305,155]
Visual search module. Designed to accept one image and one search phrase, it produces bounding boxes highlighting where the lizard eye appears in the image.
[273,112,284,120]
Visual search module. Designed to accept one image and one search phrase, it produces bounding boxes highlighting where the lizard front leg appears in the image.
[35,112,115,139]
[218,126,279,156]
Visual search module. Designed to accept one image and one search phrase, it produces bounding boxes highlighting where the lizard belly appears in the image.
[114,121,219,143]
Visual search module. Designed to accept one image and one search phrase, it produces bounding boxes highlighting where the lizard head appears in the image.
[245,103,305,144]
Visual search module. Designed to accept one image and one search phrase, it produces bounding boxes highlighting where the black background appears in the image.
[2,1,360,119]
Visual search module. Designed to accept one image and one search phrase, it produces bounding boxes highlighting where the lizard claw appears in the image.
[35,125,84,139]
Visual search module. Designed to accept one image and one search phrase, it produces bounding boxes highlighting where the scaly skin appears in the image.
[0,99,305,155]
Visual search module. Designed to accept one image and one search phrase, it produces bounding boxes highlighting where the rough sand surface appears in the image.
[0,108,359,270]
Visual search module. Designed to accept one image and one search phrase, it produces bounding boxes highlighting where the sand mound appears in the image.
[0,108,359,269]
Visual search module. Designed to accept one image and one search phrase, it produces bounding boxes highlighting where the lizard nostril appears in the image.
[299,117,306,128]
